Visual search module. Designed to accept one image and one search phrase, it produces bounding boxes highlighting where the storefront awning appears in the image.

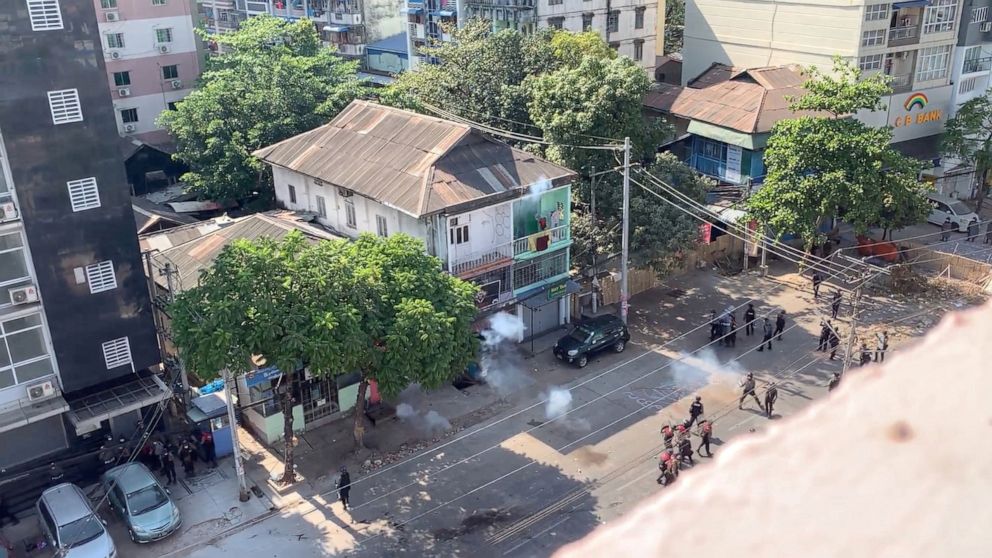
[323,25,350,32]
[520,279,581,309]
[893,0,930,8]
[67,375,171,435]
[436,9,455,16]
[0,394,69,435]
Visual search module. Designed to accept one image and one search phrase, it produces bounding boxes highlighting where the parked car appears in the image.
[101,463,181,543]
[553,314,630,368]
[926,193,979,232]
[36,483,117,558]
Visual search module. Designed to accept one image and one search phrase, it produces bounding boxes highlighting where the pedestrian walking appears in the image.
[817,321,831,352]
[828,372,841,391]
[875,330,889,362]
[757,317,773,351]
[764,383,778,418]
[161,450,177,485]
[728,314,738,347]
[678,436,694,466]
[337,465,352,511]
[696,420,713,457]
[860,342,873,367]
[774,310,786,340]
[152,438,165,471]
[0,493,19,527]
[986,222,992,245]
[831,291,842,319]
[201,430,217,468]
[687,396,704,427]
[179,441,196,477]
[739,372,762,409]
[828,328,841,360]
[709,310,719,341]
[744,303,756,336]
[661,423,675,450]
[967,217,979,242]
[812,271,823,298]
[941,217,953,242]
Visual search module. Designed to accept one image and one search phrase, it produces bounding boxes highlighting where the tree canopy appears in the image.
[664,0,685,55]
[159,17,368,202]
[170,232,479,457]
[746,57,931,246]
[942,93,992,211]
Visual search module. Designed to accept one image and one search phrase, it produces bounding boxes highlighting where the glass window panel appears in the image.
[0,369,14,389]
[0,233,24,251]
[14,357,53,383]
[0,339,11,368]
[6,328,46,363]
[3,314,42,333]
[0,250,29,283]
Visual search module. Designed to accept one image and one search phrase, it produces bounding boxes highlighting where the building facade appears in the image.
[94,0,201,145]
[0,0,163,469]
[406,0,657,72]
[951,0,992,111]
[256,100,578,338]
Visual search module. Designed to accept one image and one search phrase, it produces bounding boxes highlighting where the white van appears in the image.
[926,193,979,232]
[36,483,117,558]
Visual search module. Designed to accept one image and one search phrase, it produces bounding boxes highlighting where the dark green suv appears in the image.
[553,314,630,368]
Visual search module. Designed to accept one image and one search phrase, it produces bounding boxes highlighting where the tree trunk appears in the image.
[279,370,296,484]
[352,376,369,448]
[977,166,989,213]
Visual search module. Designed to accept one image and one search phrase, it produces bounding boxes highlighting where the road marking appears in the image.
[501,515,572,556]
[610,466,660,492]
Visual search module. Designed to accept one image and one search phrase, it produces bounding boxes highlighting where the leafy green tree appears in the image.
[664,0,685,55]
[159,17,368,202]
[746,57,930,249]
[943,94,992,212]
[169,232,361,484]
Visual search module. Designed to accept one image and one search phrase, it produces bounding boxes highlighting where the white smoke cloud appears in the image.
[396,402,452,438]
[543,386,590,432]
[671,348,745,389]
[483,312,526,344]
[526,177,552,203]
[479,312,532,397]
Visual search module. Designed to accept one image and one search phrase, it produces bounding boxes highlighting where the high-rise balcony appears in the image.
[963,56,992,74]
[511,185,571,260]
[448,242,513,277]
[888,11,921,47]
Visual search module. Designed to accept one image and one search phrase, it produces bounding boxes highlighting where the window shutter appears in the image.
[85,260,117,293]
[67,178,101,212]
[47,89,83,124]
[26,0,63,31]
[102,337,132,369]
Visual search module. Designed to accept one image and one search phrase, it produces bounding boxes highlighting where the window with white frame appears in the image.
[959,75,981,93]
[100,0,117,8]
[67,178,101,212]
[449,219,469,245]
[26,0,64,31]
[345,199,356,228]
[375,214,388,237]
[315,195,327,218]
[0,313,56,390]
[101,337,132,369]
[106,32,125,49]
[859,54,885,71]
[287,184,297,204]
[973,6,989,22]
[120,108,138,123]
[923,0,957,33]
[916,45,952,81]
[0,233,31,288]
[864,3,888,21]
[547,17,564,29]
[85,260,117,294]
[861,29,886,46]
[155,28,174,43]
[47,89,83,124]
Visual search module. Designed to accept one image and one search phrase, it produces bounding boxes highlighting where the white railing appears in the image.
[889,25,917,41]
[449,242,513,275]
[513,225,569,256]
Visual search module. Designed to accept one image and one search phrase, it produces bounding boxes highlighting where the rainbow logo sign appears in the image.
[904,92,929,111]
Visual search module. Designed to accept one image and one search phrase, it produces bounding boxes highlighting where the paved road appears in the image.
[153,268,954,558]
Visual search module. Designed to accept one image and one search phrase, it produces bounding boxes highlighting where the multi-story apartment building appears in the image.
[0,0,163,469]
[199,0,404,71]
[406,0,657,72]
[94,0,201,145]
[255,100,578,337]
[951,0,992,110]
[683,0,968,189]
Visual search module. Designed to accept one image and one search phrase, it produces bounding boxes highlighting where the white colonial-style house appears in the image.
[254,100,578,337]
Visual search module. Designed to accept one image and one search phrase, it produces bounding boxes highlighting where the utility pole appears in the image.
[841,271,867,375]
[223,368,251,502]
[620,137,631,323]
[590,165,598,315]
[160,263,191,407]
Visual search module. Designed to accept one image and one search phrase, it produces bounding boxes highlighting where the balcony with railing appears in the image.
[449,242,513,277]
[512,248,568,292]
[963,56,992,74]
[465,0,534,7]
[512,225,569,257]
[888,14,920,47]
[512,184,571,260]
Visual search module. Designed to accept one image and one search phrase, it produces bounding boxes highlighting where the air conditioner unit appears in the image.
[27,380,56,402]
[0,201,17,222]
[105,11,119,21]
[9,284,38,305]
[159,44,171,53]
[170,79,182,89]
[110,50,121,60]
[117,87,130,97]
[982,22,992,32]
[124,123,136,132]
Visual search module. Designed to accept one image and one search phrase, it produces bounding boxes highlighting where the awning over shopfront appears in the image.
[436,9,455,16]
[0,394,69,435]
[67,374,171,435]
[520,279,581,309]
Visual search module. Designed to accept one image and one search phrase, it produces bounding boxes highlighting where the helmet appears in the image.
[695,396,701,402]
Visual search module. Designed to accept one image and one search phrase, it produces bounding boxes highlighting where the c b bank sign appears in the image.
[893,92,943,128]
[855,85,952,142]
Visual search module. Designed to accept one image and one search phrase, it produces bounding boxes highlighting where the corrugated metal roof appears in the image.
[254,101,577,217]
[132,197,199,234]
[643,64,829,134]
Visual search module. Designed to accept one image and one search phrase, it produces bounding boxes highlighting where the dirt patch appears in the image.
[432,507,519,541]
[572,446,608,466]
